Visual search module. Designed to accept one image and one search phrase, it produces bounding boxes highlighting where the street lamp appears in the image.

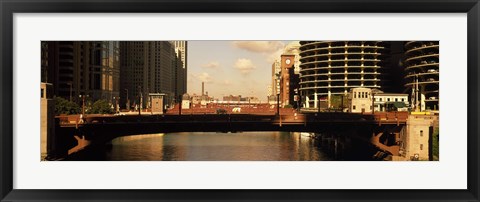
[294,88,299,111]
[277,93,280,116]
[124,88,129,111]
[146,87,150,110]
[371,88,381,114]
[113,96,119,114]
[79,94,89,117]
[275,73,281,116]
[137,86,142,116]
[179,94,182,115]
[371,91,375,115]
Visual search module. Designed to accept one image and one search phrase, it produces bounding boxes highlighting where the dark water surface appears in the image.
[100,132,331,161]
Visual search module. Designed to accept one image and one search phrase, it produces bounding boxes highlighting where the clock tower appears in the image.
[280,54,297,107]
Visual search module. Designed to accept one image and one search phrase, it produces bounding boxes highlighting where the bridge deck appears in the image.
[58,112,408,128]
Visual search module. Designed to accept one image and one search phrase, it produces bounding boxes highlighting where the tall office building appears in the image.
[404,41,439,111]
[271,59,281,96]
[120,41,184,109]
[298,41,391,109]
[41,41,120,103]
[89,41,120,102]
[173,41,188,97]
[173,41,187,69]
[174,47,187,100]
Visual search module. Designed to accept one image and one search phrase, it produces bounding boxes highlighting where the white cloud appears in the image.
[232,41,290,63]
[201,61,220,69]
[232,41,285,53]
[234,58,256,75]
[222,79,232,86]
[267,48,285,63]
[193,72,213,83]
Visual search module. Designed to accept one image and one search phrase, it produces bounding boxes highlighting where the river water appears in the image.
[97,132,332,161]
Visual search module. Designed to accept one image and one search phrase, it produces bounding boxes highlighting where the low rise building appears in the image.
[181,93,191,109]
[149,93,165,114]
[348,87,373,113]
[200,95,209,107]
[348,88,410,113]
[374,93,409,112]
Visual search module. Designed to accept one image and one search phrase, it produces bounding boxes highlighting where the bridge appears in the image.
[50,112,409,160]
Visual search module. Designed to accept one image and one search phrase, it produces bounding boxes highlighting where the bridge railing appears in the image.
[57,111,409,127]
[372,112,409,122]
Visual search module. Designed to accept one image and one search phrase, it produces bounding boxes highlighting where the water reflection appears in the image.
[103,132,331,161]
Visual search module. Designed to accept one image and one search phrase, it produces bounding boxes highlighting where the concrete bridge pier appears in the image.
[68,134,92,155]
[369,126,403,159]
[45,125,79,160]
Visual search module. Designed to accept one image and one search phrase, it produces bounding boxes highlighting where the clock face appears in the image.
[285,59,291,65]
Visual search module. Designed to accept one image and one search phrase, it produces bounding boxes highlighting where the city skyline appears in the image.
[41,41,439,111]
[40,40,439,162]
[187,41,296,101]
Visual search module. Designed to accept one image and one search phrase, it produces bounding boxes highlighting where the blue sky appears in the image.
[187,41,293,101]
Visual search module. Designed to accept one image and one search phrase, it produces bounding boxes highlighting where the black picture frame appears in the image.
[1,0,479,201]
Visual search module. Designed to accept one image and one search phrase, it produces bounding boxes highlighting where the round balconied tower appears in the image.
[299,41,389,110]
[404,41,439,111]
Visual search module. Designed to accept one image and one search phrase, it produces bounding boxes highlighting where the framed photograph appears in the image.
[1,0,479,201]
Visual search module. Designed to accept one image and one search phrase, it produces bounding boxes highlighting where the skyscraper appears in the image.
[271,59,281,96]
[174,46,187,99]
[173,41,187,69]
[119,41,184,109]
[173,41,188,97]
[41,41,120,103]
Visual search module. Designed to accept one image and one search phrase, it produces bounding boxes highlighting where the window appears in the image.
[354,92,356,98]
[402,98,404,101]
[379,98,382,101]
[41,89,44,98]
[420,130,423,137]
[387,98,390,101]
[353,105,356,110]
[420,144,423,150]
[395,98,398,102]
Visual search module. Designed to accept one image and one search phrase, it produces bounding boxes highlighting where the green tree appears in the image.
[89,99,114,114]
[54,96,80,115]
[330,95,348,109]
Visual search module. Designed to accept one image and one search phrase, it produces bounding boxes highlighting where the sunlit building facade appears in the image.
[173,41,188,100]
[271,59,281,96]
[404,41,439,111]
[299,41,391,110]
[120,41,184,109]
